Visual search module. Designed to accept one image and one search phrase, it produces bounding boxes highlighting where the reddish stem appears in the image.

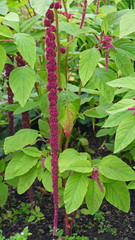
[65,211,70,235]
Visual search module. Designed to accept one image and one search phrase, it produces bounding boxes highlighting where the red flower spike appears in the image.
[54,2,62,9]
[97,34,115,71]
[91,169,103,193]
[46,9,54,23]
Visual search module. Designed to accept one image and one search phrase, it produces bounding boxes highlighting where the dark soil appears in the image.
[1,130,135,240]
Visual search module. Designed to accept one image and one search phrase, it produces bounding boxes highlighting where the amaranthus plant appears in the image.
[1,0,135,238]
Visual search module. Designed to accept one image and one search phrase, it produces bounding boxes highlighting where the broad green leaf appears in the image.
[110,50,134,76]
[0,45,6,76]
[114,115,135,153]
[59,22,79,36]
[101,5,117,16]
[22,147,42,158]
[106,99,135,115]
[14,33,36,68]
[2,19,19,32]
[0,0,8,15]
[113,39,135,61]
[127,180,135,189]
[6,0,27,7]
[0,183,8,207]
[90,68,116,103]
[17,167,37,194]
[44,156,52,172]
[79,48,100,86]
[9,66,36,107]
[6,177,19,187]
[64,173,89,214]
[38,94,49,118]
[4,129,38,154]
[107,76,135,90]
[59,149,90,173]
[103,110,131,128]
[14,100,39,115]
[30,0,52,16]
[42,170,53,192]
[38,119,50,138]
[5,152,38,180]
[4,12,19,22]
[65,160,92,173]
[0,25,13,38]
[120,10,135,38]
[20,15,40,32]
[96,127,117,137]
[0,159,5,172]
[85,179,105,215]
[105,181,130,212]
[99,155,135,181]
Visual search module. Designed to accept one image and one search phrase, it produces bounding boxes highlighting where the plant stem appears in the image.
[65,211,70,236]
[78,80,82,97]
[54,9,61,88]
[25,4,32,18]
[59,126,64,152]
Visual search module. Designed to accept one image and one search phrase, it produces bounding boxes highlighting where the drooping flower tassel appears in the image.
[97,34,115,71]
[44,3,61,236]
[94,0,107,15]
[80,0,87,29]
[4,59,14,136]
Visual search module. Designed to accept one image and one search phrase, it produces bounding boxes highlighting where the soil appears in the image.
[1,129,135,240]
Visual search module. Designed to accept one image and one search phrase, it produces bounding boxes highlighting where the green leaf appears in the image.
[79,48,100,86]
[0,183,8,207]
[106,99,135,115]
[0,159,5,172]
[114,115,135,153]
[127,180,135,189]
[6,177,19,187]
[22,147,42,158]
[4,12,19,22]
[0,45,6,76]
[4,129,38,154]
[30,0,52,16]
[96,127,117,137]
[9,66,36,107]
[5,152,38,180]
[38,119,50,138]
[113,39,135,61]
[28,215,35,222]
[44,156,52,172]
[120,10,135,38]
[85,179,105,215]
[59,149,91,173]
[20,15,40,32]
[64,173,89,214]
[110,50,134,76]
[0,25,13,38]
[14,100,39,115]
[14,33,36,68]
[17,167,37,194]
[59,22,79,36]
[105,181,130,212]
[90,68,116,103]
[107,76,135,90]
[99,155,135,181]
[0,0,8,15]
[103,110,131,128]
[42,170,53,192]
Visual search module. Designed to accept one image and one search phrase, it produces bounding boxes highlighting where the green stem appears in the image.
[55,9,61,88]
[78,80,82,97]
[59,126,64,152]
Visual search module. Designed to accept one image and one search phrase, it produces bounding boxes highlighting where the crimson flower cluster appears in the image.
[4,59,14,136]
[91,168,103,192]
[44,4,62,236]
[97,35,115,71]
